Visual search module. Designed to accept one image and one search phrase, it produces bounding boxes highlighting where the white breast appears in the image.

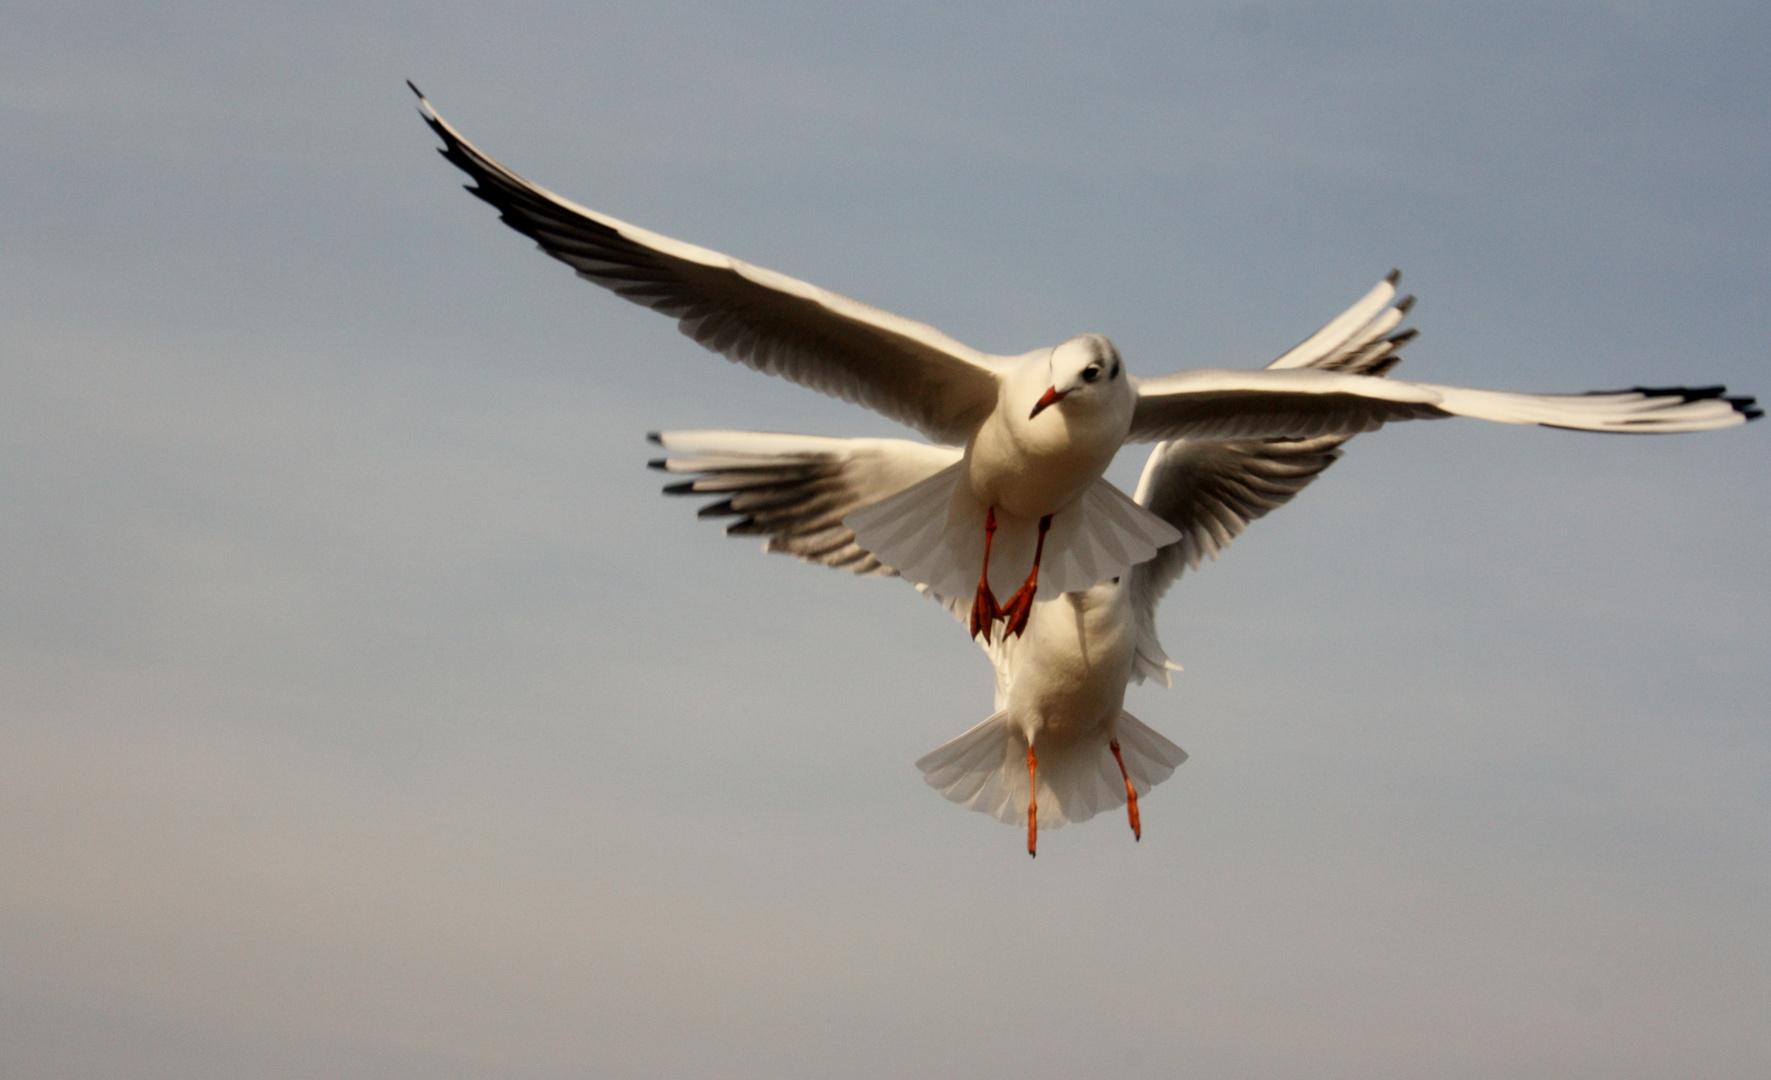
[1001,582,1137,742]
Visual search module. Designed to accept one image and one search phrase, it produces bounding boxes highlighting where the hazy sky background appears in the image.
[3,2,1767,1077]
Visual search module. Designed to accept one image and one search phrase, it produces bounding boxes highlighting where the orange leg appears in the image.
[969,507,1003,642]
[1109,738,1141,841]
[998,514,1054,639]
[1026,743,1038,858]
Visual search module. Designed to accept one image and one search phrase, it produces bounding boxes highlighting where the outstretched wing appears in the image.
[649,430,963,576]
[1266,270,1417,375]
[1125,436,1349,685]
[414,86,1004,445]
[1127,368,1757,442]
[1120,274,1417,683]
[1132,270,1755,439]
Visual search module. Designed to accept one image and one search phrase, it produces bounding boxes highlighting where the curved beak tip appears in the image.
[1029,386,1068,420]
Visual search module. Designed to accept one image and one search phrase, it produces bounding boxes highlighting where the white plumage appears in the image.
[414,85,1758,648]
[647,274,1753,850]
[653,427,1351,849]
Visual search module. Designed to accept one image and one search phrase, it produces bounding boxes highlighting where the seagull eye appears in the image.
[1082,364,1101,383]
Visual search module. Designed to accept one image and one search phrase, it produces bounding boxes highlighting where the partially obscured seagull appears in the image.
[412,84,1758,647]
[653,428,1347,855]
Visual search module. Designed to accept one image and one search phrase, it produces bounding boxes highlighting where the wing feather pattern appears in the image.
[413,86,1004,445]
[1267,271,1415,374]
[1121,275,1421,683]
[650,431,963,576]
[1133,271,1755,440]
[1128,368,1755,442]
[1125,436,1348,685]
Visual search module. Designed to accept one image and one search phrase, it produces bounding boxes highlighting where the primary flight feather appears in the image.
[648,283,1753,853]
[412,84,1757,649]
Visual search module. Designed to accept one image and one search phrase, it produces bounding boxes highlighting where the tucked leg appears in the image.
[1109,738,1141,841]
[1026,743,1038,858]
[998,514,1054,639]
[969,507,1003,642]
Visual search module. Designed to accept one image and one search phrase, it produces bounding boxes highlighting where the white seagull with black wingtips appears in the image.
[412,85,1758,645]
[648,290,1754,855]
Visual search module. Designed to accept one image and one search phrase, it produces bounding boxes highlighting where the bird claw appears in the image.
[998,513,1050,641]
[998,585,1035,639]
[970,584,1002,643]
[1110,739,1141,842]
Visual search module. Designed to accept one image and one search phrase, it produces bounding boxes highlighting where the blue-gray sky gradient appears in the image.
[3,3,1767,1077]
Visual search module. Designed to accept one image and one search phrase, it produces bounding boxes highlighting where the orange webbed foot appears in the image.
[1109,738,1141,842]
[972,507,1004,642]
[998,584,1035,639]
[970,583,1001,643]
[999,513,1053,640]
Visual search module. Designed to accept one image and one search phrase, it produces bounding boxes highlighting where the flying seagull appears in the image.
[652,428,1349,855]
[411,84,1758,644]
[646,308,1402,853]
[647,303,1754,854]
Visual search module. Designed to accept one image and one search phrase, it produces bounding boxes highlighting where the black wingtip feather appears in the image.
[1583,384,1756,408]
[1385,269,1401,286]
[1395,294,1416,315]
[647,458,670,471]
[1616,385,1727,402]
[407,79,425,100]
[647,431,663,445]
[662,480,699,495]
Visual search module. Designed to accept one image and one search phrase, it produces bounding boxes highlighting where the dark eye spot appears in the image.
[1109,361,1121,379]
[1082,364,1101,382]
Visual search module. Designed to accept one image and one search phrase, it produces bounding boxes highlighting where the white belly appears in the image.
[1001,583,1136,743]
[965,402,1123,521]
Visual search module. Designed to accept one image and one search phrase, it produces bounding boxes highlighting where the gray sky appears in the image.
[3,2,1767,1077]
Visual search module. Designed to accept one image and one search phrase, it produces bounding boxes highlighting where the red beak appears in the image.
[1029,386,1069,420]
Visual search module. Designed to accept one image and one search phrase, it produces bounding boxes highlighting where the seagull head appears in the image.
[1029,334,1127,420]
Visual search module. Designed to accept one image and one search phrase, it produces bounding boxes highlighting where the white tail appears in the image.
[915,711,1187,830]
[842,461,972,597]
[846,471,1181,602]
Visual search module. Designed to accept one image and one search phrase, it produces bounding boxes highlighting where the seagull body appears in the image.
[655,426,1350,853]
[969,336,1132,523]
[944,577,1178,856]
[651,428,1184,852]
[644,275,1754,851]
[414,84,1758,647]
[650,330,1384,853]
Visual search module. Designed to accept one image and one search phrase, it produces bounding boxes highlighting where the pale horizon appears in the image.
[3,3,1767,1077]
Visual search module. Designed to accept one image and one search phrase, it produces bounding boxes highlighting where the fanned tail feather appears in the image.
[843,462,975,598]
[848,471,1182,602]
[1038,480,1184,597]
[915,712,1187,830]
